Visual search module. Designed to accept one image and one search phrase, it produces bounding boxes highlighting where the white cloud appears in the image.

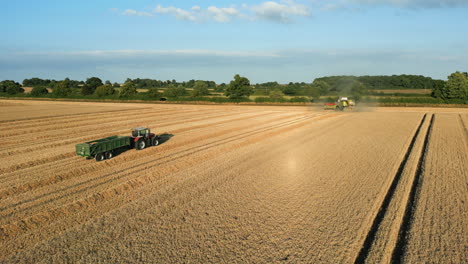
[122,9,152,17]
[122,9,137,16]
[154,5,198,21]
[339,0,468,8]
[251,1,310,22]
[118,0,468,22]
[207,6,241,22]
[119,1,310,23]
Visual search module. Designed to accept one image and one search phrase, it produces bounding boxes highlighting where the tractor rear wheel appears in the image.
[105,151,113,159]
[136,139,146,150]
[151,137,159,146]
[95,153,105,162]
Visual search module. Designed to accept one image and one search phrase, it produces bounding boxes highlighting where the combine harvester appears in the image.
[75,127,160,161]
[324,97,355,111]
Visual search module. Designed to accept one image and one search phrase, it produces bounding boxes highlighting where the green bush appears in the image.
[147,88,162,99]
[290,97,310,103]
[31,86,49,96]
[94,85,115,97]
[254,97,288,103]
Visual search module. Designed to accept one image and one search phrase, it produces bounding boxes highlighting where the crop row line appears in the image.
[390,114,435,263]
[353,113,429,264]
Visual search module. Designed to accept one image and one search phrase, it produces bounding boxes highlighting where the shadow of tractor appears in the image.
[158,133,174,145]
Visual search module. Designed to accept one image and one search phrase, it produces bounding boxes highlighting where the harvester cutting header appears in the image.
[75,127,160,161]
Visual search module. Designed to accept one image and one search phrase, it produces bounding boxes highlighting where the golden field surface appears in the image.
[0,100,466,263]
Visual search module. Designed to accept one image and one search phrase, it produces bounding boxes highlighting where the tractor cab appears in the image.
[131,127,151,138]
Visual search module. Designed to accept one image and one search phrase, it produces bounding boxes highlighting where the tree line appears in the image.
[1,72,467,103]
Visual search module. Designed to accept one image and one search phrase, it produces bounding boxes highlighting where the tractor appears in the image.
[131,127,160,150]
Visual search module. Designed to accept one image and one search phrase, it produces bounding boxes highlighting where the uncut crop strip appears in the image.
[353,113,433,264]
[0,113,339,242]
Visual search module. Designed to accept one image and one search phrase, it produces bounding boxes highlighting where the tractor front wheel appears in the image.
[151,137,159,146]
[95,153,105,162]
[136,139,146,150]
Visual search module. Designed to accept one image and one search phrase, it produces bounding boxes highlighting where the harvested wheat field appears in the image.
[0,99,466,263]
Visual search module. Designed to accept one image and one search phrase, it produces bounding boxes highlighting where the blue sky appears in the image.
[2,0,468,83]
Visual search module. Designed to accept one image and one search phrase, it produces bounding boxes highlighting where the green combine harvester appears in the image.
[324,97,355,111]
[75,127,159,161]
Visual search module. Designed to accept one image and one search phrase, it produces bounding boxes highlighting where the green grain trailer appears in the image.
[75,135,131,161]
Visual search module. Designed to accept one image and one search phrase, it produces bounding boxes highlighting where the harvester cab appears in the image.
[131,127,159,150]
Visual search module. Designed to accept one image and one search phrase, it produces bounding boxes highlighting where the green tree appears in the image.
[119,81,137,98]
[94,85,115,97]
[304,85,321,101]
[311,80,331,95]
[350,81,367,101]
[164,86,186,98]
[53,80,72,97]
[443,71,468,101]
[281,85,298,95]
[269,89,284,101]
[0,80,24,94]
[30,86,49,96]
[113,82,120,88]
[225,74,252,99]
[83,77,103,95]
[215,83,227,92]
[81,85,94,95]
[147,88,161,99]
[191,80,209,97]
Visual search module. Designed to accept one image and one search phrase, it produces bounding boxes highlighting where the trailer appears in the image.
[75,135,131,161]
[75,127,160,161]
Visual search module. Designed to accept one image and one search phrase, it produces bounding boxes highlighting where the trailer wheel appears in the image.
[136,139,146,150]
[95,153,105,162]
[105,151,113,159]
[151,137,159,146]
